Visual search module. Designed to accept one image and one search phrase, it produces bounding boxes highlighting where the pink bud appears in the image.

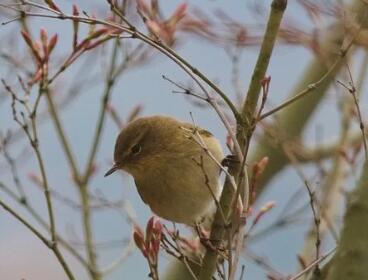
[151,0,159,17]
[146,216,162,248]
[105,103,115,113]
[261,76,271,87]
[40,29,49,60]
[153,218,163,234]
[236,29,247,45]
[261,76,271,96]
[45,0,62,13]
[133,226,146,254]
[40,28,48,45]
[137,0,150,15]
[151,237,161,258]
[33,41,42,53]
[88,28,110,40]
[226,134,233,148]
[146,216,155,243]
[146,19,161,35]
[75,39,91,52]
[48,34,58,54]
[72,4,79,16]
[170,3,187,25]
[259,201,275,213]
[89,162,98,175]
[27,172,43,186]
[84,38,108,50]
[253,201,275,225]
[127,104,143,122]
[253,156,269,177]
[165,2,187,33]
[21,30,33,47]
[28,68,43,86]
[21,31,42,64]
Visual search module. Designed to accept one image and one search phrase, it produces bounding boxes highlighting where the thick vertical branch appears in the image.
[320,159,368,280]
[250,0,368,197]
[299,53,368,273]
[241,0,287,131]
[198,1,287,279]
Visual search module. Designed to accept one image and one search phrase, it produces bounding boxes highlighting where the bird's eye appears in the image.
[131,144,141,155]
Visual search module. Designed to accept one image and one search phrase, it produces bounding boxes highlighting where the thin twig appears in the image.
[0,199,50,245]
[0,181,90,269]
[337,62,367,159]
[259,20,358,121]
[82,37,120,183]
[289,248,336,280]
[259,59,340,120]
[284,147,321,267]
[2,79,76,280]
[6,0,241,123]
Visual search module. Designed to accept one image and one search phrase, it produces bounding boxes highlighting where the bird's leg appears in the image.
[194,223,225,253]
[221,154,240,169]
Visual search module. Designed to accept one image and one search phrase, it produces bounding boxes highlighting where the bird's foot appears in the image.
[221,154,240,169]
[199,237,223,252]
[194,223,226,253]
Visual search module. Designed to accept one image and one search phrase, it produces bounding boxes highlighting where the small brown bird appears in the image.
[105,115,224,225]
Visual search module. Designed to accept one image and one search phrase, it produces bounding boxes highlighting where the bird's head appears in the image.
[104,116,173,178]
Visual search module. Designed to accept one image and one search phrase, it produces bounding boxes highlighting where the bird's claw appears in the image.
[221,154,240,169]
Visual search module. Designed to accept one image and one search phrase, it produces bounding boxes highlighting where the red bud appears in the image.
[72,4,79,16]
[44,0,62,13]
[48,34,58,54]
[253,156,269,177]
[253,201,275,225]
[133,226,147,256]
[137,0,150,15]
[168,3,187,26]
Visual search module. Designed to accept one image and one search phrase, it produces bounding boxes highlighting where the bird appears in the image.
[104,115,224,225]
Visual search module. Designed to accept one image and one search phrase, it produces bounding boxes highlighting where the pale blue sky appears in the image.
[0,1,364,279]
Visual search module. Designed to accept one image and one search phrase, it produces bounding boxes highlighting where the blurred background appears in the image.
[0,0,367,279]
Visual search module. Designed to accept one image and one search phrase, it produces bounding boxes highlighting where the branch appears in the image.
[44,88,80,181]
[199,1,287,279]
[322,159,368,280]
[82,37,120,183]
[2,78,76,280]
[249,0,368,197]
[299,52,368,269]
[0,199,50,246]
[9,0,241,122]
[294,130,364,163]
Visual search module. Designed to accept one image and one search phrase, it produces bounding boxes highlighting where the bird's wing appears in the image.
[179,122,213,137]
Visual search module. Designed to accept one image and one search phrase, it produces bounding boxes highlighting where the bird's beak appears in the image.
[104,164,119,177]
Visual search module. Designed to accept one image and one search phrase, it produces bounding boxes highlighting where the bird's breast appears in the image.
[133,155,221,225]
